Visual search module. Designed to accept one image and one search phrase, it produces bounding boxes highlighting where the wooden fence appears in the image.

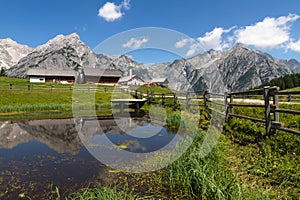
[124,87,300,136]
[227,86,300,136]
[0,84,123,93]
[1,83,299,136]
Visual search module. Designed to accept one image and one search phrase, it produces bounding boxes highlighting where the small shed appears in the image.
[84,68,122,85]
[118,75,144,86]
[27,69,76,83]
[151,78,169,87]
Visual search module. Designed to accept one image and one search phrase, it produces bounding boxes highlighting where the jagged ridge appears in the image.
[3,33,300,91]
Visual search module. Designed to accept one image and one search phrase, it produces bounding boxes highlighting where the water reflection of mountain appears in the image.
[0,117,151,155]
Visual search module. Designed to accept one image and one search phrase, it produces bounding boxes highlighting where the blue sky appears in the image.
[1,0,300,63]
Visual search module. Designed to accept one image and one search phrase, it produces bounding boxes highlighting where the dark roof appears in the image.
[84,68,122,77]
[27,69,76,77]
[27,68,122,78]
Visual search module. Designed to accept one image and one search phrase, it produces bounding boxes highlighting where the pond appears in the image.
[0,117,177,199]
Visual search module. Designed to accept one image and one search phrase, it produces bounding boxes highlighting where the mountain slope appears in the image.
[216,43,291,91]
[6,34,142,78]
[142,44,292,92]
[0,38,32,69]
[4,33,297,92]
[7,33,99,78]
[283,59,300,73]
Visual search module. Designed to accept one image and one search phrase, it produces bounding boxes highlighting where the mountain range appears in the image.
[1,33,300,92]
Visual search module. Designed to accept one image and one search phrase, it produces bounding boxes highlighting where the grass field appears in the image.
[224,99,300,199]
[0,77,117,120]
[130,85,173,94]
[1,77,299,199]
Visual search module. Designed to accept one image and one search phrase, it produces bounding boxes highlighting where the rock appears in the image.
[3,33,299,92]
[0,38,32,69]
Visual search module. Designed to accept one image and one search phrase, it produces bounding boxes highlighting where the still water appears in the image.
[0,117,176,199]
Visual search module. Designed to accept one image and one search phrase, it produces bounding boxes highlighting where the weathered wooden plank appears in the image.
[277,90,300,95]
[229,86,278,96]
[275,108,300,115]
[209,93,225,97]
[229,103,265,108]
[229,113,265,123]
[230,88,265,96]
[207,99,226,106]
[277,127,300,135]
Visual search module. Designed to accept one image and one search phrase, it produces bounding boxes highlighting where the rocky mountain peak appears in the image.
[283,58,300,73]
[35,33,87,53]
[0,37,15,44]
[7,33,96,77]
[0,37,32,50]
[4,33,300,91]
[0,37,32,69]
[232,42,247,49]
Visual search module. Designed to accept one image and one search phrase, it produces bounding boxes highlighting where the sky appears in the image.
[1,0,300,64]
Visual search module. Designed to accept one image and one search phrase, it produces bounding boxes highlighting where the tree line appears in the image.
[0,67,6,76]
[258,73,300,90]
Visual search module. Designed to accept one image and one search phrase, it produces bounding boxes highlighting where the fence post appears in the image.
[140,91,143,99]
[264,86,271,136]
[273,87,280,123]
[173,93,177,105]
[224,92,229,121]
[147,90,150,103]
[203,90,208,109]
[288,94,291,102]
[230,93,234,116]
[162,93,165,106]
[186,92,190,110]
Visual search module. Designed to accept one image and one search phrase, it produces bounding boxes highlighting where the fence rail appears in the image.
[1,83,299,136]
[123,86,300,136]
[227,86,300,136]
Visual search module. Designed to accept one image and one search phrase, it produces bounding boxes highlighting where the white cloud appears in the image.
[197,27,235,51]
[174,14,300,56]
[122,0,131,10]
[98,2,122,22]
[174,38,194,48]
[186,44,202,57]
[98,0,131,22]
[123,37,149,49]
[288,38,300,52]
[175,27,235,56]
[235,14,300,49]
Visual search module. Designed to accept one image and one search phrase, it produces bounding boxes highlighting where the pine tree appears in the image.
[0,67,6,76]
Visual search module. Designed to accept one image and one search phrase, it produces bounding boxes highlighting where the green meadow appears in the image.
[1,77,299,199]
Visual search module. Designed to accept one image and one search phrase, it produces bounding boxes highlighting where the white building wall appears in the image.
[30,77,45,83]
[128,77,143,85]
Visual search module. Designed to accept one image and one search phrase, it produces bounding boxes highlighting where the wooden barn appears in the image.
[27,69,76,83]
[84,68,122,85]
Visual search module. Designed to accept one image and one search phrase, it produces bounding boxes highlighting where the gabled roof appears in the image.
[118,75,144,83]
[27,68,76,77]
[84,68,122,77]
[151,78,168,83]
[27,68,122,78]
